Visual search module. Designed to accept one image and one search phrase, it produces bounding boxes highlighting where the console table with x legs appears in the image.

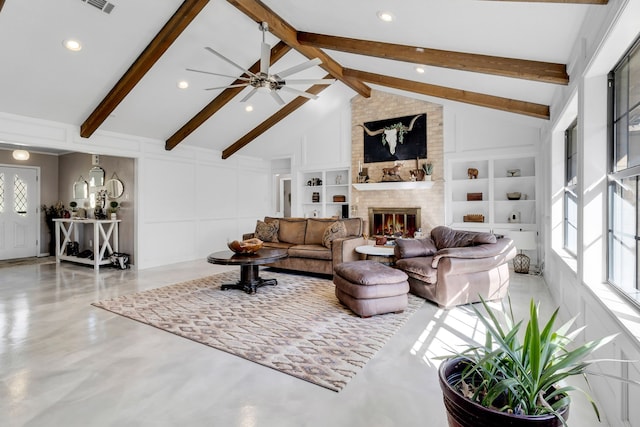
[53,218,120,270]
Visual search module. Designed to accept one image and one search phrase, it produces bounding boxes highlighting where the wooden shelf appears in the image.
[352,181,434,191]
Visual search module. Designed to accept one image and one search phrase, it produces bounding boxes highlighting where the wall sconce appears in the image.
[12,149,30,161]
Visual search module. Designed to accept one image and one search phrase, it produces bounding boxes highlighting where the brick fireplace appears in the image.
[369,207,421,238]
[351,90,445,233]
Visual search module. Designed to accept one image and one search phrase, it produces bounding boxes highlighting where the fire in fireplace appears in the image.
[369,208,421,238]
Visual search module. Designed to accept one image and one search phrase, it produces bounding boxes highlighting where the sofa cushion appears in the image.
[341,218,363,237]
[334,260,408,285]
[322,221,347,248]
[395,257,438,284]
[431,226,496,250]
[278,219,307,245]
[394,237,437,259]
[305,218,334,245]
[288,244,332,260]
[255,219,279,242]
[262,241,295,250]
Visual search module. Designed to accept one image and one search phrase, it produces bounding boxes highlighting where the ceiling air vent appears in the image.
[81,0,115,14]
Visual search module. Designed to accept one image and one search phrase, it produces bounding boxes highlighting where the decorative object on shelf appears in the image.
[333,195,346,203]
[357,167,369,183]
[509,230,536,274]
[375,236,387,246]
[506,168,521,177]
[360,114,427,162]
[335,175,343,185]
[228,238,264,255]
[467,168,478,179]
[463,214,484,222]
[312,192,320,203]
[381,162,403,182]
[506,191,521,200]
[422,161,433,181]
[69,201,78,217]
[508,210,521,223]
[307,177,322,186]
[466,192,483,201]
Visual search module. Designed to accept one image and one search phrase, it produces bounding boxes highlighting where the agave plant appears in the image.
[445,297,616,425]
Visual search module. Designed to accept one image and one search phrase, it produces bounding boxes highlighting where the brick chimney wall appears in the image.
[351,90,444,234]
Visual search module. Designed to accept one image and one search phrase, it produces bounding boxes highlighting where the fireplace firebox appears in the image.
[368,208,421,238]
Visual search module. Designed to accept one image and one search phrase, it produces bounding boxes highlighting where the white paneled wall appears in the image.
[0,112,271,270]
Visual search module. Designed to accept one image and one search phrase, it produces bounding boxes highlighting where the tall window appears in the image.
[609,36,640,305]
[565,121,578,255]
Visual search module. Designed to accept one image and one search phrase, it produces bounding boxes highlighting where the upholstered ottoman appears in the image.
[333,260,409,317]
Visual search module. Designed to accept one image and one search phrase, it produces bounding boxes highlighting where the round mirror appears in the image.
[105,178,124,199]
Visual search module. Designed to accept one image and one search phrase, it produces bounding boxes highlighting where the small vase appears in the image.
[425,175,432,181]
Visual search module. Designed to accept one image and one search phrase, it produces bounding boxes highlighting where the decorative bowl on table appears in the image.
[507,192,521,200]
[227,238,264,254]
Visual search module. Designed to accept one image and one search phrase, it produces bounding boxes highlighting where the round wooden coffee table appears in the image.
[207,248,288,294]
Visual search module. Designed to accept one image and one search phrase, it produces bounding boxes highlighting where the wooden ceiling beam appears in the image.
[344,68,549,120]
[226,0,371,99]
[165,41,291,150]
[222,76,332,159]
[80,0,210,138]
[298,32,568,85]
[0,1,5,13]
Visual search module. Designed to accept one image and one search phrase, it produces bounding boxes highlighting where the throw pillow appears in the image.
[255,219,279,242]
[322,221,347,248]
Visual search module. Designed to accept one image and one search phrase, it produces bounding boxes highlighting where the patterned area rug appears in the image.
[92,270,423,391]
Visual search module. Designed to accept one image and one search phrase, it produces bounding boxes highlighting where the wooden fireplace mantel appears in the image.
[352,181,434,191]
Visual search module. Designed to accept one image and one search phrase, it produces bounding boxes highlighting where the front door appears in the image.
[0,166,39,260]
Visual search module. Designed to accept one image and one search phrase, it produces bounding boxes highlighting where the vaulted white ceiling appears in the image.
[0,0,596,157]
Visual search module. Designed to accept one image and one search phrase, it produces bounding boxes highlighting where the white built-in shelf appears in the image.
[352,181,434,191]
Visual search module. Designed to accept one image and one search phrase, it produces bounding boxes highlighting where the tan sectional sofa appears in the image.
[244,217,366,275]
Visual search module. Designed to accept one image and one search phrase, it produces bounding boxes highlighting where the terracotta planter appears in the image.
[438,358,569,427]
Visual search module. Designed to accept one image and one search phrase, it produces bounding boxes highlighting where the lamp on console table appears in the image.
[509,231,537,274]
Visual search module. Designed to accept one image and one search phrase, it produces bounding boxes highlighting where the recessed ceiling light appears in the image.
[245,105,254,112]
[415,66,426,74]
[377,11,394,22]
[177,80,189,89]
[63,39,82,52]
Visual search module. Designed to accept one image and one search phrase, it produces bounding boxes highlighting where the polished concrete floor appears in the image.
[0,260,607,427]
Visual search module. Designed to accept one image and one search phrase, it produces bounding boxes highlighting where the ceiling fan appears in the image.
[187,22,335,105]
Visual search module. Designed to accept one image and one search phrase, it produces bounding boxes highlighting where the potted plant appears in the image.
[438,297,616,427]
[107,201,119,218]
[423,162,433,180]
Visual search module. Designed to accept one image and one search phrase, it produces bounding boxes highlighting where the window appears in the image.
[565,121,578,255]
[609,36,640,305]
[13,174,28,216]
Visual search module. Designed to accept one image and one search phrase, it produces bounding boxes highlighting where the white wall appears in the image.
[0,112,271,270]
[542,0,640,426]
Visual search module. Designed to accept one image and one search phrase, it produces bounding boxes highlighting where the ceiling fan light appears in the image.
[12,150,30,161]
[257,86,271,94]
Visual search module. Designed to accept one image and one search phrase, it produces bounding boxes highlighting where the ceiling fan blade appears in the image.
[270,90,286,105]
[275,58,322,79]
[205,84,249,91]
[260,42,270,75]
[204,47,258,78]
[240,87,259,102]
[186,68,250,81]
[282,78,335,85]
[279,86,319,100]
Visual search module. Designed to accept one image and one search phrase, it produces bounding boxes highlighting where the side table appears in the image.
[355,245,396,265]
